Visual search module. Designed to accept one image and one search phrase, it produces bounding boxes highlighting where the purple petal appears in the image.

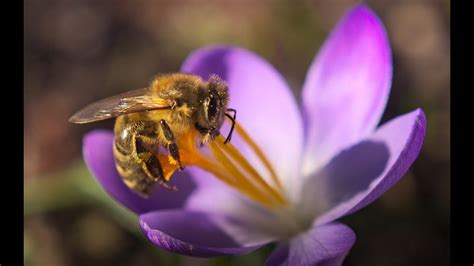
[303,109,426,225]
[301,5,392,175]
[181,45,304,196]
[139,209,268,257]
[265,223,355,266]
[83,130,196,214]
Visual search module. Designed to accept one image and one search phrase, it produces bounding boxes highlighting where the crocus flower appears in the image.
[83,4,426,265]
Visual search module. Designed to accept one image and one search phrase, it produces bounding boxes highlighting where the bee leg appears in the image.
[134,134,178,192]
[159,119,184,171]
[157,179,178,191]
[134,135,162,178]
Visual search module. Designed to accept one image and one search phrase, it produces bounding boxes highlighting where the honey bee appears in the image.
[70,73,236,197]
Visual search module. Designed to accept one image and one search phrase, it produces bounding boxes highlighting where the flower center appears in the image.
[158,122,289,210]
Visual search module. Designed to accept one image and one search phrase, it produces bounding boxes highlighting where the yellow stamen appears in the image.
[211,136,286,204]
[234,123,283,191]
[207,141,277,207]
[160,123,288,209]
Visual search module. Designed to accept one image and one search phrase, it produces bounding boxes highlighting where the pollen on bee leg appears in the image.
[168,155,178,167]
[157,155,180,181]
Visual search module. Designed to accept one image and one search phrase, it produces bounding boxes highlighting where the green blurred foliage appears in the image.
[25,0,450,265]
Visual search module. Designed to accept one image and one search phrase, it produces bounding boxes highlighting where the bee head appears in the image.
[195,74,229,142]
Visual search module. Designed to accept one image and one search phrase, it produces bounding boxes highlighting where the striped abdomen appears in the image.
[113,115,165,197]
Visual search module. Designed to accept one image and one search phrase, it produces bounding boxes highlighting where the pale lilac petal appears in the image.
[83,130,196,214]
[265,223,355,266]
[185,167,281,245]
[301,5,392,175]
[300,109,426,225]
[181,45,304,197]
[139,209,268,257]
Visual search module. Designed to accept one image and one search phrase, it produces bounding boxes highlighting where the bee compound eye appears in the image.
[207,96,218,120]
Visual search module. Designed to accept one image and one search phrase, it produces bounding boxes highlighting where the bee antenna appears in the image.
[224,108,237,144]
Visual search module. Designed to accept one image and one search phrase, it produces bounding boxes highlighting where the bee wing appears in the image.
[69,87,174,124]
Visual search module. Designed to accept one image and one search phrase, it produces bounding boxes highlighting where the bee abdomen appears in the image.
[112,118,167,197]
[113,142,158,197]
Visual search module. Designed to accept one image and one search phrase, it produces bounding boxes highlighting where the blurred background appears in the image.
[24,0,450,265]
